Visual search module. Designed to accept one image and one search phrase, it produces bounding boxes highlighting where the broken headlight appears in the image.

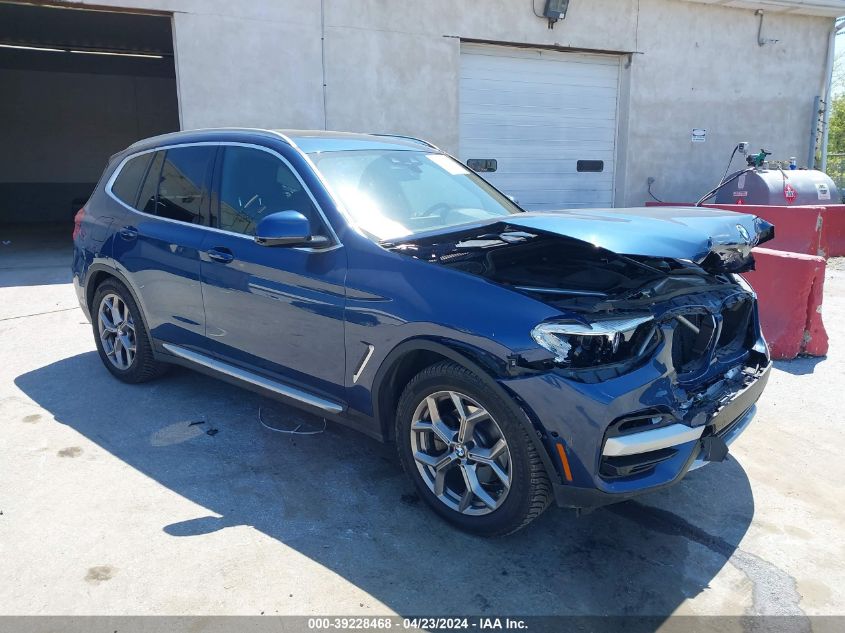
[531,315,659,368]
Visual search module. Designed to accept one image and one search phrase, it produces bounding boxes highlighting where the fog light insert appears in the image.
[600,448,678,479]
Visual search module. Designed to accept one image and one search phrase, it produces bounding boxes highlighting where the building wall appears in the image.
[55,0,834,207]
[321,0,639,155]
[628,0,831,205]
[170,7,325,130]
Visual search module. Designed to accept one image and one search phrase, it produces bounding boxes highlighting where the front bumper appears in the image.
[689,404,756,471]
[500,351,771,510]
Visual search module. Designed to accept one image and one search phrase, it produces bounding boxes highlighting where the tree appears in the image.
[827,95,845,154]
[832,50,845,98]
[825,96,845,195]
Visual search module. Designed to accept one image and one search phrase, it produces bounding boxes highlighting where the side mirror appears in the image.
[254,211,330,248]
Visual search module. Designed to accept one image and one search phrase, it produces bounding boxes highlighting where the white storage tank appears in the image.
[715,169,840,206]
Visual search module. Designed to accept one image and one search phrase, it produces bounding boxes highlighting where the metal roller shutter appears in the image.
[459,43,621,210]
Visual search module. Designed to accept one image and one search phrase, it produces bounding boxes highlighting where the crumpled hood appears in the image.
[386,206,774,272]
[505,207,773,263]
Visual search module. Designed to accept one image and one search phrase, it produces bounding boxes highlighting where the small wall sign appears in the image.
[691,128,707,143]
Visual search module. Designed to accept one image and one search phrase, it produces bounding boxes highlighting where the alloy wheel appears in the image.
[97,293,137,370]
[410,390,512,516]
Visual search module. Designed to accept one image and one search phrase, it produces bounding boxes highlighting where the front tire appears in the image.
[396,361,551,536]
[92,278,167,383]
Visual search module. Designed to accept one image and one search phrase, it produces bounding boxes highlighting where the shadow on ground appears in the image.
[774,356,826,376]
[15,352,755,618]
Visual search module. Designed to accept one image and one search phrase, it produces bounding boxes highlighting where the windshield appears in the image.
[309,150,521,240]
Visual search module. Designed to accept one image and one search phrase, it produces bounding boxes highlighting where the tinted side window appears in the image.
[156,146,215,224]
[112,153,153,207]
[217,146,325,237]
[137,151,165,215]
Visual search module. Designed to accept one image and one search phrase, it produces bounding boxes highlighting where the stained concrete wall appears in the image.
[52,0,835,207]
[627,0,832,205]
[170,9,325,130]
[321,0,639,154]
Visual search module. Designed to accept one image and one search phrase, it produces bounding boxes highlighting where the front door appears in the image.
[198,143,347,402]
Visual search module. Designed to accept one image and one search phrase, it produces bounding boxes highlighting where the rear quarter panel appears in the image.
[72,185,118,318]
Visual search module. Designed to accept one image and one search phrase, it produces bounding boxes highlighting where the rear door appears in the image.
[198,143,347,402]
[109,144,216,350]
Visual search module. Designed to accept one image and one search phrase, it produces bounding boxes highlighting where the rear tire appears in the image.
[91,278,168,383]
[396,361,551,536]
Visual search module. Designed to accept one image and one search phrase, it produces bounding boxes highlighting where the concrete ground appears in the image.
[0,227,843,619]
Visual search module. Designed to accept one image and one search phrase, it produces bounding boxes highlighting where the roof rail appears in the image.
[371,133,440,151]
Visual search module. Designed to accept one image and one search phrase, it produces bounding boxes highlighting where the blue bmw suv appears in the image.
[73,128,773,535]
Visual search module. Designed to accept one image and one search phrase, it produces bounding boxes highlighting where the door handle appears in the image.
[119,226,138,240]
[206,247,234,264]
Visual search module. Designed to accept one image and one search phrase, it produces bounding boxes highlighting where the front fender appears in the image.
[370,337,509,422]
[368,336,560,485]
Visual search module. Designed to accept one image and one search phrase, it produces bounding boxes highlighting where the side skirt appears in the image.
[162,343,344,414]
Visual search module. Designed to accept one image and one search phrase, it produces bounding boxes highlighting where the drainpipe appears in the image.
[320,0,328,130]
[820,18,845,172]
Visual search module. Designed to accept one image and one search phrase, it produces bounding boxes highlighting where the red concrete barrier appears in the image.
[643,203,830,357]
[822,204,845,256]
[744,248,828,359]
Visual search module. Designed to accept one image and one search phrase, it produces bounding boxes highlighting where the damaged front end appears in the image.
[384,208,773,503]
[385,220,771,383]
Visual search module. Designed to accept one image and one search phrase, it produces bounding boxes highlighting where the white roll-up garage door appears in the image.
[459,43,621,210]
